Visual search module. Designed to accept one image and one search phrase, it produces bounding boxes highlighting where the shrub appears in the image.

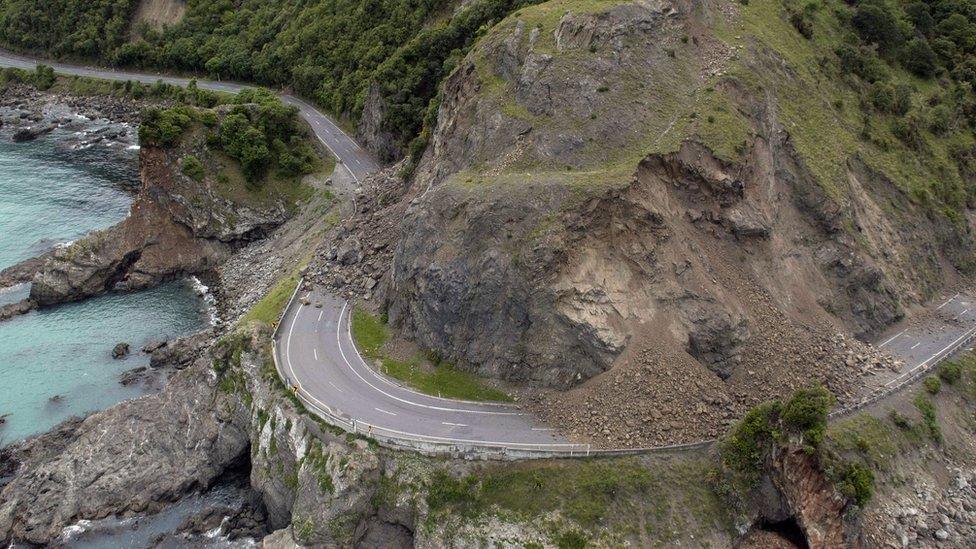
[902,38,939,78]
[913,394,942,442]
[181,155,206,182]
[836,462,875,506]
[938,362,962,385]
[893,84,914,116]
[891,114,925,150]
[924,375,942,394]
[869,82,896,111]
[790,10,814,39]
[888,409,912,430]
[721,386,834,479]
[928,104,952,135]
[32,65,56,90]
[852,4,904,54]
[139,106,196,147]
[780,386,835,446]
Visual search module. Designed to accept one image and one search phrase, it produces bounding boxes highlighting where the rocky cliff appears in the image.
[28,141,288,306]
[381,0,974,403]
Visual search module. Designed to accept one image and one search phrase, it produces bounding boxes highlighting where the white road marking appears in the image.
[317,310,324,322]
[879,330,906,347]
[329,381,344,393]
[937,293,959,310]
[910,342,921,350]
[313,348,319,360]
[883,323,976,388]
[442,422,468,427]
[956,309,970,321]
[375,407,397,416]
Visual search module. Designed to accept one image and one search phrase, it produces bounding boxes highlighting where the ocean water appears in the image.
[0,129,210,444]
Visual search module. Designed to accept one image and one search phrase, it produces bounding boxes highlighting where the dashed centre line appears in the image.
[375,407,397,416]
[910,342,921,350]
[442,422,468,427]
[879,330,907,347]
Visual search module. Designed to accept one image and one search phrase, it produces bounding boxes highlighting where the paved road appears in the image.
[865,292,976,395]
[0,50,380,182]
[0,50,580,451]
[277,290,581,450]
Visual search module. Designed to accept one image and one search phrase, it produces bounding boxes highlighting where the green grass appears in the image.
[380,356,512,402]
[240,269,302,326]
[426,456,734,543]
[351,308,511,402]
[351,308,388,358]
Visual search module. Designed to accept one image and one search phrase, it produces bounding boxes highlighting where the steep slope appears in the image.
[375,0,976,442]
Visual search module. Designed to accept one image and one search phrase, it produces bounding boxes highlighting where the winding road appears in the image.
[277,291,580,451]
[0,51,581,453]
[0,50,379,182]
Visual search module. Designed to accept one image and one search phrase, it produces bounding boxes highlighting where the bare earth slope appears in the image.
[369,0,976,445]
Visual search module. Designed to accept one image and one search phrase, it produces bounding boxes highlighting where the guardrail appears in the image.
[269,278,973,459]
[269,278,713,459]
[828,323,976,419]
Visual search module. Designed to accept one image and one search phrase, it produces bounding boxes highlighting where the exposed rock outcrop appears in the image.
[28,145,287,306]
[379,0,971,400]
[0,335,250,545]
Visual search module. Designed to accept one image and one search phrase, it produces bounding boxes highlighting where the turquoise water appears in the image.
[0,131,209,443]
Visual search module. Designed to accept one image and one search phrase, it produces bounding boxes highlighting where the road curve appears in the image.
[0,50,380,182]
[0,50,582,452]
[276,290,581,450]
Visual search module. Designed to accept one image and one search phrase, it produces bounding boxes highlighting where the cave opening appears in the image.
[759,516,810,549]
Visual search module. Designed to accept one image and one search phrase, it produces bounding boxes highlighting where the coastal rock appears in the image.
[27,142,288,307]
[111,342,130,359]
[0,300,33,322]
[11,124,55,143]
[142,340,167,354]
[0,334,249,545]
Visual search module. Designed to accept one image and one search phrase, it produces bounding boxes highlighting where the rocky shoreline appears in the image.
[0,84,342,546]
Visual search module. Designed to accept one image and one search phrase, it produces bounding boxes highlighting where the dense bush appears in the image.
[721,386,835,479]
[938,361,963,384]
[836,462,874,507]
[902,38,938,77]
[0,0,539,161]
[139,105,196,147]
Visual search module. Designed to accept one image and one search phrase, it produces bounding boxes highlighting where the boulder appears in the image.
[111,342,130,359]
[11,124,55,143]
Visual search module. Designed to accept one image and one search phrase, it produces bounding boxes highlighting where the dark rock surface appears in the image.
[0,335,249,545]
[111,342,130,359]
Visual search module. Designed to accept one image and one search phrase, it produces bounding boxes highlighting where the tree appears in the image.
[905,2,935,36]
[852,4,904,54]
[902,38,939,78]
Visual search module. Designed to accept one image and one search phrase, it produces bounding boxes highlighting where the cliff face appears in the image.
[385,0,974,393]
[28,142,288,306]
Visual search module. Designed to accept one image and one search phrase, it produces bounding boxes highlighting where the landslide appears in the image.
[381,0,976,444]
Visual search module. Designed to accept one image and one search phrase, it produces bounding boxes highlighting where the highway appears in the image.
[871,293,976,388]
[0,50,380,182]
[276,291,580,450]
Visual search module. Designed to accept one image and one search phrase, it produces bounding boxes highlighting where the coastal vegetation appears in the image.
[0,0,541,159]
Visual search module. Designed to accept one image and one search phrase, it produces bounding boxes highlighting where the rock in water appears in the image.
[112,342,131,359]
[142,340,167,354]
[11,125,55,143]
